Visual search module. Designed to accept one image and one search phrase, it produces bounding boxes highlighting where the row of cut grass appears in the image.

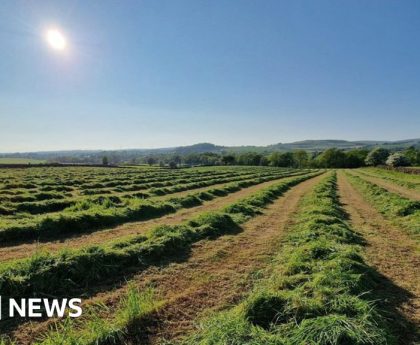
[0,173,322,345]
[0,166,276,191]
[0,172,321,304]
[0,284,162,345]
[78,169,262,194]
[181,173,396,345]
[346,172,419,238]
[0,168,265,203]
[0,169,287,215]
[0,171,308,244]
[358,168,420,191]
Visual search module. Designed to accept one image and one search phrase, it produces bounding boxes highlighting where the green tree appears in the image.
[184,153,198,166]
[365,148,390,166]
[386,152,410,167]
[146,157,156,166]
[237,152,262,166]
[316,148,346,168]
[259,156,269,166]
[292,150,308,168]
[102,156,109,166]
[269,152,294,167]
[173,155,182,165]
[404,146,420,166]
[345,149,368,168]
[222,155,236,165]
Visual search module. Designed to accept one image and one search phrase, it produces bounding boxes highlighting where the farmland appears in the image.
[0,158,47,165]
[0,165,418,344]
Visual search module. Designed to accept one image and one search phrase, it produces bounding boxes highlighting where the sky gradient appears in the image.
[1,0,419,152]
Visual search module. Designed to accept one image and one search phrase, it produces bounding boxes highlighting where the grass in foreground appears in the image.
[0,284,162,345]
[181,173,397,345]
[0,172,321,302]
[0,172,322,344]
[37,284,161,345]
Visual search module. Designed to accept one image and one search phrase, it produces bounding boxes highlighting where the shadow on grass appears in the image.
[113,249,420,345]
[339,201,419,345]
[369,268,419,345]
[0,223,243,336]
[0,205,180,248]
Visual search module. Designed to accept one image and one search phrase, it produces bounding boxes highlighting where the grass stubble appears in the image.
[181,172,406,345]
[0,171,322,344]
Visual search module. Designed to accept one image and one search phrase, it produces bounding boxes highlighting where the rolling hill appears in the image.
[1,139,418,163]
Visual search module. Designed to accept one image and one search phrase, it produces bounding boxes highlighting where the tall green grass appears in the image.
[34,284,162,345]
[183,173,396,345]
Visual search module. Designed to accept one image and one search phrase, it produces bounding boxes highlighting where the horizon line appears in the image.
[1,138,419,155]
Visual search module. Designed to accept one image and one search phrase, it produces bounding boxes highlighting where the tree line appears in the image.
[126,146,420,168]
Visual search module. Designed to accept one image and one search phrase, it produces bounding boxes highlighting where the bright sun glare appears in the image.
[45,29,67,51]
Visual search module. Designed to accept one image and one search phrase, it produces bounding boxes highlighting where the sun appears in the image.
[45,29,67,51]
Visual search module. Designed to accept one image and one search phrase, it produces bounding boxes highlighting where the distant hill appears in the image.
[228,139,420,153]
[173,143,225,154]
[265,139,420,151]
[1,139,419,163]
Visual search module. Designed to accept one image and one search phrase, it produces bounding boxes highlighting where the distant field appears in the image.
[0,165,306,244]
[0,157,46,164]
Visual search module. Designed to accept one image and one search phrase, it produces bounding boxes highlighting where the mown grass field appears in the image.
[0,158,47,165]
[0,166,418,345]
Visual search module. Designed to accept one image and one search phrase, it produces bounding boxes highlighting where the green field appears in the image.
[0,166,418,345]
[0,158,47,164]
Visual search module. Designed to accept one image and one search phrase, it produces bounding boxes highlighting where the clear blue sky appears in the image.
[1,0,419,152]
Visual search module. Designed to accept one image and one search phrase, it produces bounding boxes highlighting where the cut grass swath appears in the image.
[346,172,419,238]
[1,173,319,344]
[0,170,308,244]
[182,172,397,345]
[0,172,321,301]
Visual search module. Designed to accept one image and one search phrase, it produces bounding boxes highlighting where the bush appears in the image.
[386,152,410,167]
[365,148,389,166]
[316,149,347,168]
